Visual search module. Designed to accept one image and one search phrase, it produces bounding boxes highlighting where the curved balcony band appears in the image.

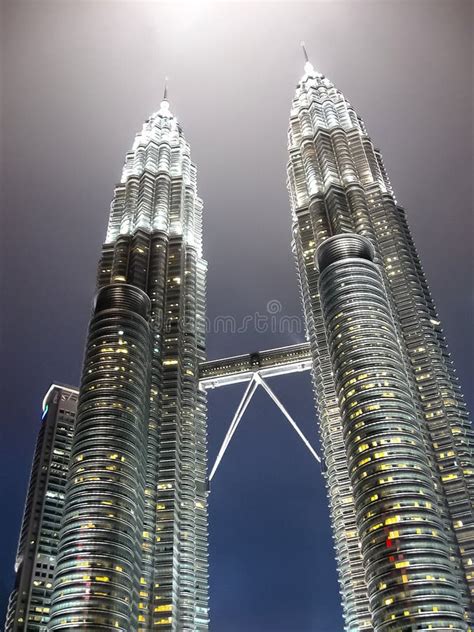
[317,234,466,631]
[48,284,152,632]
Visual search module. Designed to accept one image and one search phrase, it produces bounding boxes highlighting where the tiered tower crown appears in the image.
[105,89,203,255]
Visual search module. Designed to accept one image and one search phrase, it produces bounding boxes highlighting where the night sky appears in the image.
[1,2,472,630]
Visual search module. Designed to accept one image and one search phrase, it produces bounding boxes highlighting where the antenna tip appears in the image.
[300,41,309,63]
[159,76,171,115]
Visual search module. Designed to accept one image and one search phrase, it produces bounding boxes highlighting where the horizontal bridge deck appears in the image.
[198,342,312,389]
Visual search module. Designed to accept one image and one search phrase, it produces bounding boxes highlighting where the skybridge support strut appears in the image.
[255,373,321,465]
[208,371,321,483]
[209,375,259,482]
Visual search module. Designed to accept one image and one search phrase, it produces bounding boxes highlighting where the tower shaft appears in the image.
[48,99,209,631]
[287,64,474,630]
[318,234,467,629]
[48,286,151,631]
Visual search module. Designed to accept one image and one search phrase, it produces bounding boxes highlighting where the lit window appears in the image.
[395,561,409,569]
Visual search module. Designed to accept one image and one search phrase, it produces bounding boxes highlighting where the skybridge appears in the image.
[198,342,320,482]
[198,341,312,389]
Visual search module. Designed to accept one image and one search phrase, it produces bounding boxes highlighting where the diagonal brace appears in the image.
[255,373,321,465]
[208,371,321,484]
[209,375,259,482]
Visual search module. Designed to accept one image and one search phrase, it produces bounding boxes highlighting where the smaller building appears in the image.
[5,384,78,631]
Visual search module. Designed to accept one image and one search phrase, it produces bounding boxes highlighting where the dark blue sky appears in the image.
[1,2,472,630]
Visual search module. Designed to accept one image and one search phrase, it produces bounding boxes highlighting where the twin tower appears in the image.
[7,56,474,631]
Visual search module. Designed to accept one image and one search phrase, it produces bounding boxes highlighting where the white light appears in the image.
[158,100,171,117]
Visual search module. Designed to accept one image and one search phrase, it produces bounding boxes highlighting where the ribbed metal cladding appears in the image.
[48,284,152,631]
[317,235,466,631]
[317,234,376,272]
[93,283,151,317]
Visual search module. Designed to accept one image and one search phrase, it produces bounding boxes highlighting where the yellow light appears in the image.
[395,561,409,569]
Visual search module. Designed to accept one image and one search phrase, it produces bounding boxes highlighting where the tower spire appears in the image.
[300,40,317,77]
[159,76,171,116]
[301,40,309,63]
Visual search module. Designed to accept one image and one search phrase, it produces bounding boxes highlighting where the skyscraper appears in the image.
[6,52,474,632]
[5,385,78,631]
[47,93,209,631]
[287,51,474,629]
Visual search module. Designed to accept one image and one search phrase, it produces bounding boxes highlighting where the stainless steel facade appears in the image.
[47,97,209,631]
[5,385,78,631]
[318,234,468,629]
[48,285,152,630]
[287,59,474,629]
